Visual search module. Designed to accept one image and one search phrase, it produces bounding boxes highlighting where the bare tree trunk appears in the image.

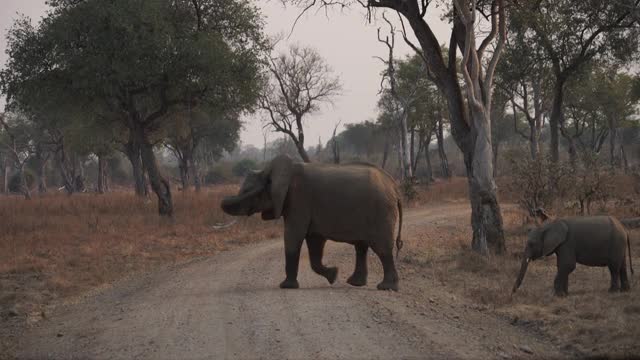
[609,122,618,171]
[35,147,48,194]
[97,154,107,194]
[492,141,500,178]
[178,156,190,191]
[620,141,629,174]
[381,136,390,169]
[567,137,578,167]
[436,118,450,178]
[529,122,539,160]
[56,147,75,195]
[424,146,434,183]
[125,139,146,197]
[467,109,505,254]
[18,164,31,200]
[191,158,201,192]
[2,159,8,195]
[549,78,566,163]
[295,141,311,163]
[410,128,416,173]
[139,137,173,217]
[531,77,543,160]
[399,111,412,180]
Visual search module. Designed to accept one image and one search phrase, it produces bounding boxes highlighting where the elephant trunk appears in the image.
[512,257,530,293]
[220,187,261,216]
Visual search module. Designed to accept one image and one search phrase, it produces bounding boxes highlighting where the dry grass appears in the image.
[0,186,281,354]
[400,201,640,358]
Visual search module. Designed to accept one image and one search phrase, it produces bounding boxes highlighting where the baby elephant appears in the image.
[221,155,403,291]
[513,216,634,296]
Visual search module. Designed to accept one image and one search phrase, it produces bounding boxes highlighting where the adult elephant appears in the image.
[221,155,403,291]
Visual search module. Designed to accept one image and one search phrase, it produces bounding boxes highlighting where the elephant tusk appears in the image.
[212,220,238,230]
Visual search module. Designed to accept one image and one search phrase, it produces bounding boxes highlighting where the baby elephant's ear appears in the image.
[267,155,293,219]
[542,221,569,256]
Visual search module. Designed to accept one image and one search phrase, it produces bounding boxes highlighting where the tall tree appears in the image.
[287,0,507,253]
[165,106,240,191]
[260,45,342,163]
[1,0,266,215]
[512,0,640,162]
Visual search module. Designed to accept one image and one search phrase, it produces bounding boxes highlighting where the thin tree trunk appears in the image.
[56,147,75,195]
[399,111,412,180]
[2,159,8,195]
[178,156,190,191]
[424,144,434,183]
[381,136,390,169]
[36,148,48,194]
[529,122,539,160]
[18,164,31,200]
[493,141,500,178]
[436,118,450,178]
[97,154,107,194]
[549,78,566,163]
[125,139,146,197]
[567,137,578,167]
[295,141,311,163]
[139,137,173,217]
[191,158,201,192]
[609,122,617,171]
[620,141,629,174]
[410,128,416,173]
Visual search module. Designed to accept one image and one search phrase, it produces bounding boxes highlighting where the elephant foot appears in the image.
[377,280,399,291]
[324,267,338,284]
[553,289,568,297]
[621,283,631,292]
[347,274,367,287]
[279,279,300,289]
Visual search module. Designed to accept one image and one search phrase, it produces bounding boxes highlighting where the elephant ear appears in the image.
[267,155,293,219]
[542,220,569,256]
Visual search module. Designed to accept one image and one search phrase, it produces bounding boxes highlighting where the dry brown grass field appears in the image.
[2,176,639,357]
[0,186,281,356]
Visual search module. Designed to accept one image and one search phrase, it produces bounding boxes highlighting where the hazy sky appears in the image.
[0,1,450,147]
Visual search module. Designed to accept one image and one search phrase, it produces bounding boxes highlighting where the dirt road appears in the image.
[18,204,570,359]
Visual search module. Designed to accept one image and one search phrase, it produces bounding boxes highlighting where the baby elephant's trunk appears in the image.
[512,258,530,293]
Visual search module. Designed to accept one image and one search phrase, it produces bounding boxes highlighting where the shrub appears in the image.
[8,170,35,193]
[401,179,418,201]
[232,159,258,177]
[508,155,573,216]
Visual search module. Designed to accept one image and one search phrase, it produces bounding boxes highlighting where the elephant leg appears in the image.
[280,226,305,289]
[306,235,337,285]
[608,264,621,293]
[553,264,575,297]
[620,261,630,292]
[347,243,368,287]
[372,242,399,291]
[554,246,575,297]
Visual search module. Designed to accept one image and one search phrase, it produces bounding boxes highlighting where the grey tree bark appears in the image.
[435,117,450,178]
[140,137,173,217]
[124,138,147,197]
[2,159,8,195]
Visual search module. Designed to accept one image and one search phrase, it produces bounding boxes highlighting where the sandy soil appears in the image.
[17,204,573,359]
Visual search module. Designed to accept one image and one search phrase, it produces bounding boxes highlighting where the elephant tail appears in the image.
[396,199,403,260]
[628,232,634,275]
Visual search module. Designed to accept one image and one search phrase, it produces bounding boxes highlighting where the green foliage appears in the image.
[232,159,258,177]
[1,0,266,172]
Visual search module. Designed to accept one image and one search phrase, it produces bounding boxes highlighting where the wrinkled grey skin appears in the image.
[513,216,633,296]
[221,155,403,291]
